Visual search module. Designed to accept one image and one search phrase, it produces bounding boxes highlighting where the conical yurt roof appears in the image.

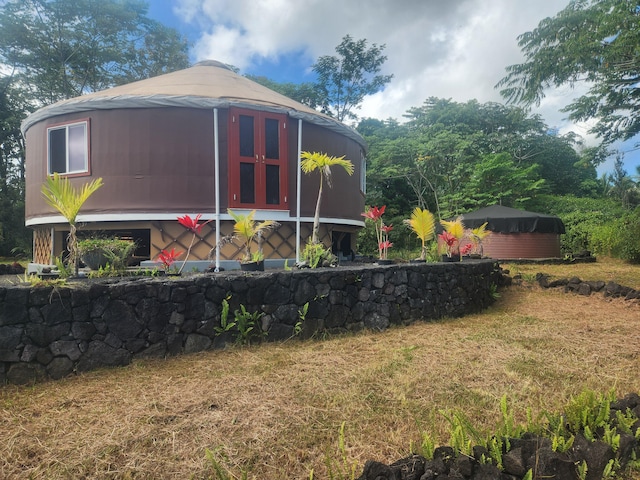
[21,60,366,148]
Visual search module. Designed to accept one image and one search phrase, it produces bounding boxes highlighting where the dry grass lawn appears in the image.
[0,259,639,479]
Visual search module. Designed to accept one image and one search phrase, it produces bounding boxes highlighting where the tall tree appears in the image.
[0,79,30,255]
[313,35,393,122]
[497,0,640,145]
[0,0,190,105]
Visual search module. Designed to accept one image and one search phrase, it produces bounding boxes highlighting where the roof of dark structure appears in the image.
[460,205,565,234]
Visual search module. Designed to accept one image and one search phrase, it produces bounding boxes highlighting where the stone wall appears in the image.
[0,261,502,385]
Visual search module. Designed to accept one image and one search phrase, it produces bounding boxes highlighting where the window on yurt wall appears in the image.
[229,107,288,209]
[47,120,89,175]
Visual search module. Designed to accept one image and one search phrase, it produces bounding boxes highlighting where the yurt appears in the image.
[21,60,367,269]
[461,205,565,259]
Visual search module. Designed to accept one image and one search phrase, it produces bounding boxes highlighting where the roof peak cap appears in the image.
[193,59,234,71]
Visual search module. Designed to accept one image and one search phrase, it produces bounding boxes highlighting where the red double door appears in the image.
[228,108,288,209]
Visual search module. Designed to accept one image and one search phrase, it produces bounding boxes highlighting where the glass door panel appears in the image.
[229,108,287,208]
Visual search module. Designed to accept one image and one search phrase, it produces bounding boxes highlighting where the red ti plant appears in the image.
[156,248,183,272]
[177,214,211,274]
[459,242,473,256]
[362,205,391,260]
[438,231,459,258]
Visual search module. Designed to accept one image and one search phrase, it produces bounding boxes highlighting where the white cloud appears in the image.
[174,0,639,174]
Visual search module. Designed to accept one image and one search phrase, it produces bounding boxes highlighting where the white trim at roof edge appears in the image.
[20,95,367,151]
[26,212,366,229]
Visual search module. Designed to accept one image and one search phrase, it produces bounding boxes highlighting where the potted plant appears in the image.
[219,209,280,271]
[78,237,136,271]
[466,222,490,258]
[403,207,436,261]
[439,216,465,261]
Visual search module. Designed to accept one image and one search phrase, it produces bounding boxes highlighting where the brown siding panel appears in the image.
[483,232,561,259]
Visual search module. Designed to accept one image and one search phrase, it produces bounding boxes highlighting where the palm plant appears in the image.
[41,173,104,275]
[223,209,280,263]
[300,151,354,245]
[404,207,436,260]
[468,222,490,257]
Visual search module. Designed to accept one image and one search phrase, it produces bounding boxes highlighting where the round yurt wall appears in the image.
[21,60,367,266]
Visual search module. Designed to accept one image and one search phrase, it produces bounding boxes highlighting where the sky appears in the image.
[147,0,639,176]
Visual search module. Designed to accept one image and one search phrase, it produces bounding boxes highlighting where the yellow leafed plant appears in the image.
[404,207,436,260]
[440,216,465,240]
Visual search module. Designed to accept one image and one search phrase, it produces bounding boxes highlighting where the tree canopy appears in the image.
[497,0,640,145]
[358,98,598,219]
[0,0,190,105]
[0,0,190,256]
[313,35,393,122]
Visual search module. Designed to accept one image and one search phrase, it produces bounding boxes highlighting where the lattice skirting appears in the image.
[33,227,52,265]
[31,221,358,265]
[151,220,345,261]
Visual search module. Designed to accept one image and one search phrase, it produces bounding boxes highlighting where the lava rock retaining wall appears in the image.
[0,260,501,385]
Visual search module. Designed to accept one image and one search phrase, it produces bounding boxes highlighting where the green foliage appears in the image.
[233,304,265,346]
[440,410,483,457]
[246,75,323,109]
[577,460,588,480]
[358,97,594,222]
[214,297,265,346]
[531,194,638,260]
[313,35,393,122]
[205,446,249,480]
[497,0,640,145]
[301,242,337,269]
[589,207,640,263]
[0,0,189,105]
[78,236,136,272]
[324,422,358,480]
[224,209,279,263]
[41,173,104,275]
[418,432,435,461]
[54,255,72,279]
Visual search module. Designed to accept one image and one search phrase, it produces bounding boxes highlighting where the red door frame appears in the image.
[228,107,288,209]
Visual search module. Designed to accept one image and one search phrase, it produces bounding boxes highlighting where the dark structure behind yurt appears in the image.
[461,205,565,259]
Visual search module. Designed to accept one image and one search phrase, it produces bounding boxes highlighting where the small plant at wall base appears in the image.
[300,241,337,268]
[214,209,280,269]
[300,151,354,245]
[41,173,104,276]
[156,247,183,273]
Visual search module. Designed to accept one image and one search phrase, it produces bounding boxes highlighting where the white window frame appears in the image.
[47,120,89,175]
